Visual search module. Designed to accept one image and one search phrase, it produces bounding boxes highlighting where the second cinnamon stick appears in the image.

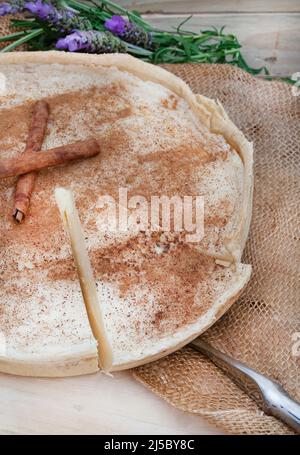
[13,100,50,222]
[0,138,100,179]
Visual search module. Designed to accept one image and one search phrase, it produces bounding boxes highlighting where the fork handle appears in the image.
[263,385,300,433]
[191,338,300,433]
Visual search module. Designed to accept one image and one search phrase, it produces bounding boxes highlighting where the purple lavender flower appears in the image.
[25,0,54,19]
[104,15,128,35]
[56,30,86,52]
[104,14,153,50]
[0,0,25,16]
[0,3,12,16]
[23,1,93,33]
[56,30,127,54]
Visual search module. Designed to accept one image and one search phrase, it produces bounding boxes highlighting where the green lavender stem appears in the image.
[66,0,111,20]
[0,30,31,42]
[0,28,43,52]
[125,43,153,57]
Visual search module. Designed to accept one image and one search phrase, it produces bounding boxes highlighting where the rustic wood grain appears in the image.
[146,13,300,77]
[98,1,300,77]
[0,371,220,435]
[116,0,300,13]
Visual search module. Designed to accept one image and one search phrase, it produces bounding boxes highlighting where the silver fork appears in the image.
[190,338,300,433]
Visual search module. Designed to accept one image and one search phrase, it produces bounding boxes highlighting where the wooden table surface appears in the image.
[0,371,220,435]
[120,0,300,78]
[1,0,299,436]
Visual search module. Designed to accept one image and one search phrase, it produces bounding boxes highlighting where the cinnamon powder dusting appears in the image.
[161,94,179,110]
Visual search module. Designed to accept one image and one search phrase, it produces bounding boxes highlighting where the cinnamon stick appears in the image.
[13,100,50,223]
[0,138,100,180]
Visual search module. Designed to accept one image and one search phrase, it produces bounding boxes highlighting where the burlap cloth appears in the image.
[0,15,28,51]
[0,17,299,435]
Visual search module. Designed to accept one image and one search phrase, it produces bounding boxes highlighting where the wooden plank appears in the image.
[0,371,220,435]
[145,13,300,77]
[116,0,300,14]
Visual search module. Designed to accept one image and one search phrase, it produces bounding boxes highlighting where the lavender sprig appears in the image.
[104,15,154,50]
[0,1,93,33]
[56,30,127,53]
[25,0,93,33]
